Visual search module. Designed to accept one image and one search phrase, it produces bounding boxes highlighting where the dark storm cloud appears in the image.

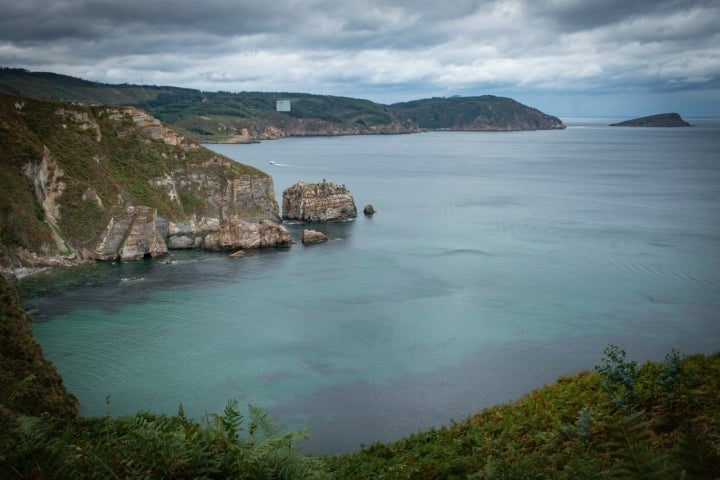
[0,0,290,41]
[0,0,474,47]
[0,0,718,113]
[529,0,716,32]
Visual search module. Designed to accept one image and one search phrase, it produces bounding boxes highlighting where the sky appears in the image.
[1,0,719,117]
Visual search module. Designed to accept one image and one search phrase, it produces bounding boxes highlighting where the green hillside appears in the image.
[0,68,565,143]
[0,67,191,106]
[390,95,566,130]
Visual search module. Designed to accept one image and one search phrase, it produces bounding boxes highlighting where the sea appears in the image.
[20,118,720,454]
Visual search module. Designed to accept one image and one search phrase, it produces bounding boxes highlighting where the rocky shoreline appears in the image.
[1,178,360,281]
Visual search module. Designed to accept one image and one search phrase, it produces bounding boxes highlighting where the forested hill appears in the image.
[0,67,565,143]
[390,95,566,131]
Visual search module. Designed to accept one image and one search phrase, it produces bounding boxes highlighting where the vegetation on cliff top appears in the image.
[390,95,565,131]
[2,271,718,478]
[0,67,565,142]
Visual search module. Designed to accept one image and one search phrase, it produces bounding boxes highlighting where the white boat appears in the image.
[269,161,277,165]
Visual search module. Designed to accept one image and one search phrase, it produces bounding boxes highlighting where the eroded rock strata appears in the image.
[282,180,358,222]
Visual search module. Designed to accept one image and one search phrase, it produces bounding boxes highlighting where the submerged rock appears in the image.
[363,204,376,215]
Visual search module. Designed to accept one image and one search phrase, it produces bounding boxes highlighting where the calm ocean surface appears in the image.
[22,118,720,454]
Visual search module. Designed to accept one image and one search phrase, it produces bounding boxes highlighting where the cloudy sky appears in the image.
[1,0,719,117]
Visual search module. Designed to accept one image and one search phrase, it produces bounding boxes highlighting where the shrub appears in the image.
[595,344,639,408]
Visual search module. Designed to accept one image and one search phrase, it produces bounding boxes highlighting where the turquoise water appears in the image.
[23,119,720,453]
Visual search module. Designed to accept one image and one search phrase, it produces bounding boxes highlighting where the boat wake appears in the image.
[269,161,306,168]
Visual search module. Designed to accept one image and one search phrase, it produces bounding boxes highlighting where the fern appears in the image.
[675,430,720,480]
[248,403,280,440]
[221,398,244,442]
[467,456,503,479]
[607,411,677,480]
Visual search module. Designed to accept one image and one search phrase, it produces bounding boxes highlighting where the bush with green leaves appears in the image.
[595,344,639,408]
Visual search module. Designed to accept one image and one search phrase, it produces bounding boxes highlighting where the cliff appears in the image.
[609,113,692,127]
[0,93,288,279]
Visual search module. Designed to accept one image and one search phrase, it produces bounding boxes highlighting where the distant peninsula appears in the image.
[0,67,565,143]
[609,113,692,127]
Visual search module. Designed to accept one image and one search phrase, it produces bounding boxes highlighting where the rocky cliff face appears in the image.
[204,218,293,250]
[282,180,357,222]
[0,93,288,279]
[93,205,168,261]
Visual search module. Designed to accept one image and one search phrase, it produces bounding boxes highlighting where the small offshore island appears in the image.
[609,112,692,127]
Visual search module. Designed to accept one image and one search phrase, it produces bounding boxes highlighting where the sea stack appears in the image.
[282,180,357,222]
